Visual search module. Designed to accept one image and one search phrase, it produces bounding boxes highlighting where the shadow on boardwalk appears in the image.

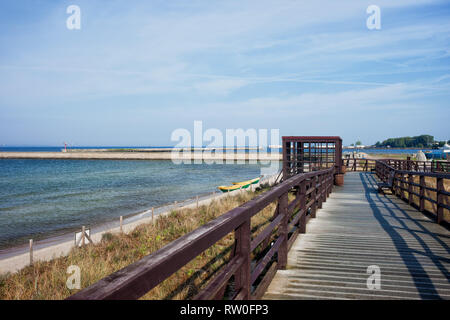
[264,172,450,300]
[360,173,450,299]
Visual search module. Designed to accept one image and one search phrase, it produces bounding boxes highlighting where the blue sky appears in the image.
[0,0,449,146]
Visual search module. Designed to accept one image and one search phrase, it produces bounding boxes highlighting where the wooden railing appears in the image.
[382,159,449,173]
[344,158,376,172]
[344,158,449,174]
[375,160,450,225]
[68,167,335,300]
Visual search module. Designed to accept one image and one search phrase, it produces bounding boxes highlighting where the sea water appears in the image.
[0,159,270,249]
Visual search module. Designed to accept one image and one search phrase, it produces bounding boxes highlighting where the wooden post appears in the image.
[321,173,326,203]
[29,239,33,266]
[278,192,289,270]
[234,219,251,299]
[120,216,123,233]
[437,177,444,224]
[395,173,400,197]
[311,177,317,218]
[82,226,86,246]
[322,173,327,203]
[419,175,425,212]
[152,207,154,223]
[401,174,406,200]
[408,174,413,205]
[299,180,307,234]
[329,171,333,197]
[318,174,323,209]
[196,195,199,209]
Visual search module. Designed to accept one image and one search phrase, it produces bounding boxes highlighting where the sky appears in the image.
[0,0,449,147]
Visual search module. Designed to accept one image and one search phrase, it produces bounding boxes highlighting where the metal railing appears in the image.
[68,167,335,300]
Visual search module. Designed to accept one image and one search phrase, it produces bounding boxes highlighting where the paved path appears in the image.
[264,172,450,300]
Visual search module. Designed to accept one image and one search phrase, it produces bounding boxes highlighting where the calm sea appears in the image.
[0,159,271,249]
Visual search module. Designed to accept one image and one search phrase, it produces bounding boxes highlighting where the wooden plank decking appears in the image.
[264,172,450,300]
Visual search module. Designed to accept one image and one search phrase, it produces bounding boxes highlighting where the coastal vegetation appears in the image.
[0,185,280,300]
[374,135,449,148]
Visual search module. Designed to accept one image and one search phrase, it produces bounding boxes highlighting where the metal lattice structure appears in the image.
[282,136,343,179]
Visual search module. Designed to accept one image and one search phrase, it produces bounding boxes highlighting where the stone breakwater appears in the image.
[0,151,282,161]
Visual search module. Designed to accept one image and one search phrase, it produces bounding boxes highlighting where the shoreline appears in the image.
[0,173,281,275]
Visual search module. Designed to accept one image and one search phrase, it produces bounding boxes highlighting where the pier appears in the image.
[264,172,450,299]
[0,150,281,161]
[63,136,449,300]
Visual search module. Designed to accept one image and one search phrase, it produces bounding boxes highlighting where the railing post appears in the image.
[327,171,332,197]
[318,174,323,209]
[278,192,289,270]
[394,172,399,196]
[408,174,413,205]
[311,176,317,218]
[403,173,407,200]
[437,177,444,224]
[299,180,307,234]
[419,175,425,212]
[234,219,251,299]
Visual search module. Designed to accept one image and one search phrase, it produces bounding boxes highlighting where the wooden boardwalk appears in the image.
[264,172,450,300]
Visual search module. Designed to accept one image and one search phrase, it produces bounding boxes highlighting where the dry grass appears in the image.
[0,185,281,300]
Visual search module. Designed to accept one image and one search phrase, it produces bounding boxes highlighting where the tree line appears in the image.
[374,135,449,148]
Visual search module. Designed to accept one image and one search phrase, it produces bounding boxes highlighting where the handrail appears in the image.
[343,158,449,174]
[343,158,377,172]
[68,167,335,300]
[375,160,450,225]
[379,159,449,173]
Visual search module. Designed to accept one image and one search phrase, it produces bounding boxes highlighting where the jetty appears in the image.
[264,172,450,299]
[59,136,449,300]
[0,149,281,161]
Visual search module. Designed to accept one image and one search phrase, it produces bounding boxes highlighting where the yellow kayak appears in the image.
[218,182,251,193]
[232,177,260,185]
